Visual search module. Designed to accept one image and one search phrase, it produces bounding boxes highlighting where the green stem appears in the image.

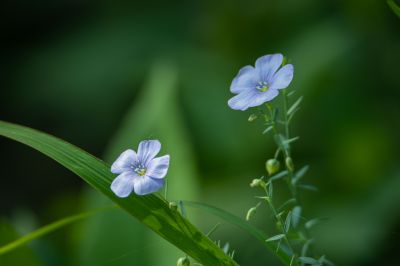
[263,186,295,256]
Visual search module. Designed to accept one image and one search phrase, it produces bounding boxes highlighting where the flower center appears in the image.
[256,81,269,92]
[132,164,147,176]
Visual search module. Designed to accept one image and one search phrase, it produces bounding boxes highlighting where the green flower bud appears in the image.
[266,159,280,175]
[169,202,178,211]
[285,157,295,172]
[248,114,258,122]
[177,257,190,266]
[250,178,266,188]
[246,207,257,221]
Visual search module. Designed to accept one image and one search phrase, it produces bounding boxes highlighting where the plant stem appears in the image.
[263,186,295,256]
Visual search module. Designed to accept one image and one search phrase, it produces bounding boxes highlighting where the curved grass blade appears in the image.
[388,0,400,18]
[0,207,114,255]
[0,120,237,266]
[78,62,201,266]
[184,201,299,266]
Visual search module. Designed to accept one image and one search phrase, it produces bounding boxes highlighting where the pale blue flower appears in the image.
[228,54,294,111]
[110,140,169,197]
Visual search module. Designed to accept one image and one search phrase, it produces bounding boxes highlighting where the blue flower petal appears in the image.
[137,140,161,166]
[270,64,294,90]
[110,172,136,198]
[111,149,137,174]
[133,176,165,195]
[228,89,258,111]
[146,155,170,179]
[228,89,279,111]
[230,65,259,93]
[255,54,283,82]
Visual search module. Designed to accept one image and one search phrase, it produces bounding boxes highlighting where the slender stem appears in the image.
[282,90,290,146]
[263,186,295,256]
[164,178,168,199]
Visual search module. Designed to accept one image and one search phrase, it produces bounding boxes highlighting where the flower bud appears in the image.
[250,178,265,188]
[177,257,190,266]
[246,207,257,221]
[169,202,178,211]
[248,114,258,122]
[285,157,295,172]
[266,159,280,175]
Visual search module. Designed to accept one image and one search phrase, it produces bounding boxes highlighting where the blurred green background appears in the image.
[1,1,400,265]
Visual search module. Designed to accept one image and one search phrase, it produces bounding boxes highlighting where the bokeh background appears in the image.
[1,1,400,265]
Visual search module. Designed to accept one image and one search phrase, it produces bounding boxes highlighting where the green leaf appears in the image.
[284,211,292,233]
[270,170,289,181]
[283,136,300,146]
[292,165,309,185]
[388,0,400,18]
[277,198,296,212]
[268,181,274,198]
[0,120,236,266]
[305,218,327,230]
[0,220,42,266]
[287,96,303,116]
[287,91,296,97]
[263,126,274,135]
[301,239,314,258]
[78,62,202,266]
[298,184,318,192]
[274,134,288,150]
[0,207,112,255]
[265,234,285,242]
[291,206,302,228]
[184,201,298,266]
[298,256,321,265]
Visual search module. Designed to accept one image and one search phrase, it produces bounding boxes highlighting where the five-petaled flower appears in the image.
[228,53,294,111]
[110,140,169,197]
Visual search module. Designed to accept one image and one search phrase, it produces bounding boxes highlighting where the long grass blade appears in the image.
[0,120,237,266]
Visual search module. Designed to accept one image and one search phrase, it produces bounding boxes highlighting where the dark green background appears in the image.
[1,1,399,265]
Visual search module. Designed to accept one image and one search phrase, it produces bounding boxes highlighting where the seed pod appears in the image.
[266,159,280,175]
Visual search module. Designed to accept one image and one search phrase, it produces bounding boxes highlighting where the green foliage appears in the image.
[184,201,297,266]
[0,208,110,255]
[76,62,201,265]
[0,121,236,266]
[388,0,400,18]
[0,220,42,266]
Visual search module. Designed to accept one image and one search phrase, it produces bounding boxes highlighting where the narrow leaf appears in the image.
[265,234,285,242]
[268,181,273,198]
[283,136,300,145]
[288,107,300,123]
[287,96,303,115]
[0,121,236,266]
[284,211,292,233]
[291,206,302,228]
[277,198,296,212]
[388,0,400,18]
[184,201,298,266]
[305,218,327,230]
[263,126,274,135]
[292,165,309,185]
[270,170,289,181]
[0,207,112,255]
[298,184,318,192]
[298,256,321,265]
